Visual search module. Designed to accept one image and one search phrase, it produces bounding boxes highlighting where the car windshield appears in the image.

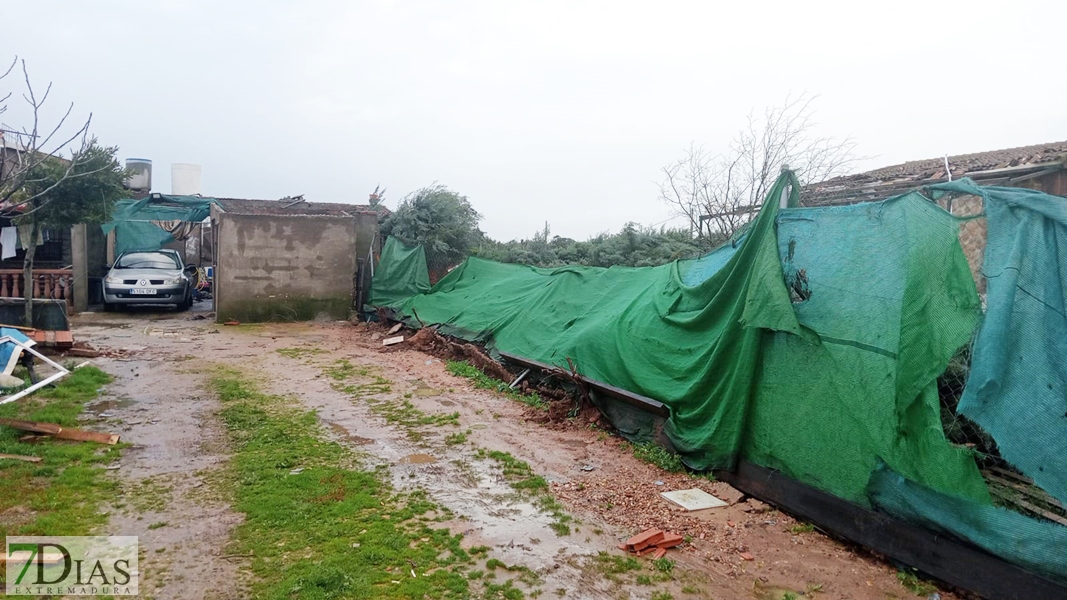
[115,252,180,270]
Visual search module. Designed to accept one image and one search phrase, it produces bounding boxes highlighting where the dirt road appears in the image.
[75,308,945,600]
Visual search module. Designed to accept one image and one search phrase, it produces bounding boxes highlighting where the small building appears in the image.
[210,197,381,323]
[802,141,1067,290]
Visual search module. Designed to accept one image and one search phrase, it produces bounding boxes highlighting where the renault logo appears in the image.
[138,279,147,286]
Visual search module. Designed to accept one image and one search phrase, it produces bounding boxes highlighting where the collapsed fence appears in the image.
[367,172,1067,599]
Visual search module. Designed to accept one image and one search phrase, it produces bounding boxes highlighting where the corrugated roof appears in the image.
[216,197,385,217]
[802,140,1067,206]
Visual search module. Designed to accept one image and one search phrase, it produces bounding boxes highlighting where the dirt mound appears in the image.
[405,327,514,383]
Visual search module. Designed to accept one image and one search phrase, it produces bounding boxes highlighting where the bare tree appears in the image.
[659,94,859,239]
[0,56,94,212]
[1,56,99,323]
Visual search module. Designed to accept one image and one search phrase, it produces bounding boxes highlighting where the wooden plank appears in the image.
[0,453,42,463]
[55,428,120,445]
[718,460,1067,600]
[0,418,62,435]
[499,351,670,417]
[0,417,119,445]
[383,336,404,346]
[988,485,1067,527]
[985,472,1066,512]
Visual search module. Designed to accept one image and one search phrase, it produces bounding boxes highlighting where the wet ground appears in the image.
[71,307,954,600]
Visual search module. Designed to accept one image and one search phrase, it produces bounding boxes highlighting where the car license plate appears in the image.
[130,288,157,295]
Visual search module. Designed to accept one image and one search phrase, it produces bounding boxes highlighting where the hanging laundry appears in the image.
[0,227,15,260]
[16,225,43,250]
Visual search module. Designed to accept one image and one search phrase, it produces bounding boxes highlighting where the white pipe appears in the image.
[0,336,72,406]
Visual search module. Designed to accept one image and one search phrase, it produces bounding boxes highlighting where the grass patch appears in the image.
[789,522,815,534]
[0,366,119,538]
[897,569,937,596]
[445,361,546,409]
[325,358,376,381]
[210,367,471,598]
[318,360,471,443]
[275,347,326,359]
[594,552,641,575]
[445,431,469,446]
[631,441,684,473]
[477,448,571,536]
[651,557,675,574]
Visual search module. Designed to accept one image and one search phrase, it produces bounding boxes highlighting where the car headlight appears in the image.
[164,276,183,285]
[105,276,122,284]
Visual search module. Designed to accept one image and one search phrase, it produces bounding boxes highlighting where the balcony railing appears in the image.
[0,269,73,311]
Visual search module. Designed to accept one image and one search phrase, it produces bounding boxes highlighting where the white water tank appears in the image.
[125,158,152,191]
[171,163,202,196]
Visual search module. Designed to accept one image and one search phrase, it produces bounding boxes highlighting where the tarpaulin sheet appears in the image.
[102,195,215,255]
[367,236,431,309]
[869,465,1067,583]
[741,193,988,505]
[932,179,1067,505]
[370,174,989,507]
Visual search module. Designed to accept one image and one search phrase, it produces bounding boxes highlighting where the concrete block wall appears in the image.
[214,212,358,322]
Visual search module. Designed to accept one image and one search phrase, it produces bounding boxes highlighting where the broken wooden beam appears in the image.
[0,418,62,435]
[383,335,404,346]
[0,417,120,445]
[499,351,670,417]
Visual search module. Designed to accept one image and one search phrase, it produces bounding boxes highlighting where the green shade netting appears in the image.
[931,179,1067,505]
[741,193,989,505]
[370,173,988,507]
[101,195,215,255]
[869,465,1067,583]
[367,236,431,308]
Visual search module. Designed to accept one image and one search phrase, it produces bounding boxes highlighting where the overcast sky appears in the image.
[4,1,1065,241]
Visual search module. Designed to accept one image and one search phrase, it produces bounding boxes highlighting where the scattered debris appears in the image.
[0,418,120,445]
[383,336,405,346]
[30,329,74,349]
[0,373,23,388]
[224,320,240,326]
[580,465,595,472]
[661,488,728,511]
[619,527,686,557]
[0,336,74,405]
[509,368,531,389]
[288,467,304,475]
[0,453,42,463]
[739,551,755,561]
[386,323,404,335]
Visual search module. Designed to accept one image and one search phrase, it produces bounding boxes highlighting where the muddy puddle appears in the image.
[86,397,138,415]
[328,422,374,445]
[398,453,437,464]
